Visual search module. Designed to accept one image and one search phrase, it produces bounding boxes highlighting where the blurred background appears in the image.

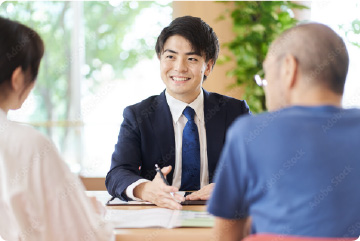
[1,1,359,178]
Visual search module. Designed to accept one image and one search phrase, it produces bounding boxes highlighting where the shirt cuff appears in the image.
[125,179,150,201]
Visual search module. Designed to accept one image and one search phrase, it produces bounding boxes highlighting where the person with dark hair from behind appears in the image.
[106,16,251,210]
[0,17,114,241]
[208,23,360,240]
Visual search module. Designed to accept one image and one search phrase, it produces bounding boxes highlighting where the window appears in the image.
[2,1,172,176]
[311,1,360,108]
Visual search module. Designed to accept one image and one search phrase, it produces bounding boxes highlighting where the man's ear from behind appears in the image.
[282,54,298,91]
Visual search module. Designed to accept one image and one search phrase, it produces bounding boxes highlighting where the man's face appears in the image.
[263,54,286,111]
[159,35,213,103]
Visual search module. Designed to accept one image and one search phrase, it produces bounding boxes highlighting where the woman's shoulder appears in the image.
[3,120,53,151]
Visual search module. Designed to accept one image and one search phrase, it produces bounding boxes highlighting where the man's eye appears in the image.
[189,58,198,61]
[166,55,174,59]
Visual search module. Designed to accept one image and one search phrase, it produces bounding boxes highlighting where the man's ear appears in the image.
[204,59,214,77]
[11,66,25,92]
[282,54,298,90]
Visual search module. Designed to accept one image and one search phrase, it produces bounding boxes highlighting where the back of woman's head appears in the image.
[0,16,44,88]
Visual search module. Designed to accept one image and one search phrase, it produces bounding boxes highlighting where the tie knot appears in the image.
[183,106,195,121]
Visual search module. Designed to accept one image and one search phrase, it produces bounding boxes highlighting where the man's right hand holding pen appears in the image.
[133,165,185,210]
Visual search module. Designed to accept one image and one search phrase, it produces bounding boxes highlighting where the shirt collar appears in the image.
[165,90,204,124]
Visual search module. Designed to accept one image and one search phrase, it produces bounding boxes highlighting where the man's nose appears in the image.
[174,58,188,72]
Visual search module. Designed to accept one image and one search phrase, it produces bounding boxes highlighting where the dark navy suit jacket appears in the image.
[106,89,251,200]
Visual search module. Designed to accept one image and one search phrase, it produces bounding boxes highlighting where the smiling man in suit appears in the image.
[106,15,251,209]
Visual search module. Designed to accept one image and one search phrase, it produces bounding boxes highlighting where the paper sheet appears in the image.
[106,208,214,229]
[106,191,207,206]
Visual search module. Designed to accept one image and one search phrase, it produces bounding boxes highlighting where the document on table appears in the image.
[106,191,207,206]
[106,198,206,206]
[106,198,154,206]
[106,208,214,229]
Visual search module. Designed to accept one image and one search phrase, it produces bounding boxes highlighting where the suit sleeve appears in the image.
[241,100,252,115]
[225,99,252,131]
[105,106,144,201]
[224,99,252,129]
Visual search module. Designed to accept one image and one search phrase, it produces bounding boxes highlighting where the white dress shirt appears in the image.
[0,109,114,241]
[126,90,209,200]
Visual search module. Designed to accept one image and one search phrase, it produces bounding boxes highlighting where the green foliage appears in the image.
[83,2,156,84]
[0,1,168,122]
[340,18,360,49]
[0,1,170,150]
[1,1,70,122]
[220,1,307,113]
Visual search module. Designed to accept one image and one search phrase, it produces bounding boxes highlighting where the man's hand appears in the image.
[185,183,214,200]
[133,166,185,209]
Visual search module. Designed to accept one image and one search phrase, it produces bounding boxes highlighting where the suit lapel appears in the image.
[148,90,176,184]
[203,89,226,182]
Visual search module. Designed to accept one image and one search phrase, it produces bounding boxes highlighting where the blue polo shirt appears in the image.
[208,105,360,237]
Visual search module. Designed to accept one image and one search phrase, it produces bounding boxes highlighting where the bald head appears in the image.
[268,23,349,94]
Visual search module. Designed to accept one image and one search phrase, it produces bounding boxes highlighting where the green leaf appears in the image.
[217,0,307,113]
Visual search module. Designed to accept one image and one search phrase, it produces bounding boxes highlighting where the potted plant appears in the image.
[219,1,308,113]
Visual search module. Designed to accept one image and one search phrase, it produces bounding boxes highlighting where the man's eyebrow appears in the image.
[163,49,201,56]
[163,49,177,54]
[186,51,201,56]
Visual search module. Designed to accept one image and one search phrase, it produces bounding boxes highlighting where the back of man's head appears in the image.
[269,23,349,95]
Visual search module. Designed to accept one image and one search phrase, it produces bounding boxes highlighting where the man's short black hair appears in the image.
[155,15,219,69]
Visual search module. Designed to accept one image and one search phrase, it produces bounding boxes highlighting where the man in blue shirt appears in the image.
[208,23,360,239]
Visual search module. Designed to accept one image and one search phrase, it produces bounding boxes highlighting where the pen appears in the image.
[106,196,116,205]
[155,164,175,198]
